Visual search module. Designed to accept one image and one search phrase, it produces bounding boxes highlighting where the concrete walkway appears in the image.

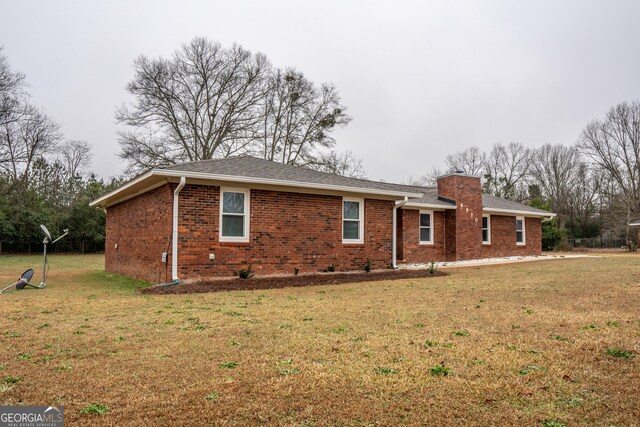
[399,254,593,270]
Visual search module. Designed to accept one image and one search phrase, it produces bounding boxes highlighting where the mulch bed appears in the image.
[139,269,447,295]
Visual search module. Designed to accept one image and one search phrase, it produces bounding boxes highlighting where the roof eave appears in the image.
[483,207,556,218]
[89,170,156,207]
[403,202,456,210]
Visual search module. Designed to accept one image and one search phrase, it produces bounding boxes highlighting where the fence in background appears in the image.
[0,241,104,254]
[567,238,627,249]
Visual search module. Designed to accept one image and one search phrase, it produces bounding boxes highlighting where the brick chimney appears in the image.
[437,173,483,261]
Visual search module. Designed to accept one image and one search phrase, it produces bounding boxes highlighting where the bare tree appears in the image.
[0,47,25,125]
[116,38,271,172]
[483,142,531,201]
[60,140,92,180]
[530,144,598,225]
[117,38,352,174]
[403,166,445,187]
[259,68,351,167]
[0,103,61,188]
[578,100,640,241]
[310,150,366,178]
[445,146,485,175]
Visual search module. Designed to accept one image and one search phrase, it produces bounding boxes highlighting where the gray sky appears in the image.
[2,0,639,182]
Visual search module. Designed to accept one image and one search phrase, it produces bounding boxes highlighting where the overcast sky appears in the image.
[2,0,639,182]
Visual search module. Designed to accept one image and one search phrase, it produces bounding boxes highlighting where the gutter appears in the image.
[171,176,186,282]
[392,197,408,269]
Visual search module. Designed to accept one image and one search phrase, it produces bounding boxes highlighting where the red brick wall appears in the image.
[481,215,542,257]
[105,184,173,282]
[176,185,394,279]
[437,174,483,260]
[105,184,394,281]
[103,181,543,282]
[398,209,446,263]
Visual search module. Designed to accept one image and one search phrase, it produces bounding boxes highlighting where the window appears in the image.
[343,198,364,243]
[220,188,250,242]
[516,216,525,245]
[482,215,491,244]
[419,210,433,244]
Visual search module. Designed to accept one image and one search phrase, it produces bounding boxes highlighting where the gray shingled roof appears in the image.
[481,193,552,215]
[157,156,421,195]
[157,156,552,215]
[402,187,552,215]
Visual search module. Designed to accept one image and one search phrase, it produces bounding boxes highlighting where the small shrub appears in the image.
[543,421,567,427]
[375,367,398,375]
[607,321,620,327]
[553,241,573,252]
[352,336,365,342]
[57,365,73,372]
[276,359,292,365]
[238,265,253,279]
[430,365,451,376]
[550,334,570,342]
[581,324,599,330]
[206,392,219,400]
[423,340,438,347]
[219,362,238,369]
[294,267,300,276]
[17,353,32,360]
[114,336,126,342]
[80,403,109,415]
[452,330,469,337]
[279,368,301,375]
[606,348,634,359]
[364,258,372,273]
[427,260,438,275]
[3,376,21,384]
[228,341,240,346]
[224,311,243,317]
[518,365,546,375]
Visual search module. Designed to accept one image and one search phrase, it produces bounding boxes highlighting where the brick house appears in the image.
[90,156,555,283]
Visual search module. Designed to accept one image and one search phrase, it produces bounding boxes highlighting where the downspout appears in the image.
[171,176,186,282]
[392,197,408,269]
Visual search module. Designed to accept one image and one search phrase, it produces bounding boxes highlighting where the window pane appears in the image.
[482,216,488,229]
[223,192,245,214]
[420,227,431,242]
[343,220,360,240]
[344,201,360,220]
[222,215,244,237]
[516,231,524,243]
[420,213,431,227]
[482,229,489,242]
[516,219,523,231]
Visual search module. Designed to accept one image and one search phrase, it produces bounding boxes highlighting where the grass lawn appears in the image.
[1,254,639,426]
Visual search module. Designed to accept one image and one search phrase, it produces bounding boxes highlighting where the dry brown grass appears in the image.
[1,253,639,426]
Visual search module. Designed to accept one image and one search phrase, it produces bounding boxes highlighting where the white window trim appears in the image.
[419,210,434,245]
[482,214,491,245]
[342,197,364,244]
[516,216,526,246]
[219,187,250,243]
